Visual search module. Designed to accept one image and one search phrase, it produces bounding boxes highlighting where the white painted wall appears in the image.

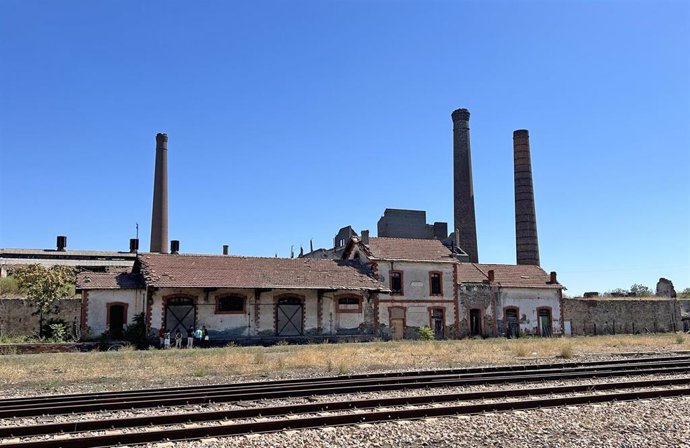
[149,287,368,337]
[498,287,562,335]
[85,289,146,336]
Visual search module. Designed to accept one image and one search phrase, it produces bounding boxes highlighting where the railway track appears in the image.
[1,355,689,447]
[1,354,689,418]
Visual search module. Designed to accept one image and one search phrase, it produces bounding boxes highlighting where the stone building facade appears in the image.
[456,263,563,338]
[77,253,384,342]
[343,236,460,339]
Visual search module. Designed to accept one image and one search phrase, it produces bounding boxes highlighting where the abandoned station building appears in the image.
[73,108,566,342]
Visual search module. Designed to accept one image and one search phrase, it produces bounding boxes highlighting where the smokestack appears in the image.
[129,238,139,253]
[150,133,169,253]
[452,108,478,263]
[222,244,229,255]
[513,129,540,266]
[170,240,180,254]
[56,235,67,252]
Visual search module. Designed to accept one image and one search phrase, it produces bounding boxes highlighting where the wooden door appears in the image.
[390,318,404,340]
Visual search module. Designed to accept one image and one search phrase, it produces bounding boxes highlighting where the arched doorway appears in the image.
[505,307,519,338]
[107,303,127,339]
[164,297,196,337]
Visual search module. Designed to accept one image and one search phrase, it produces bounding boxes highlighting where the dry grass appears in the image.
[0,334,687,394]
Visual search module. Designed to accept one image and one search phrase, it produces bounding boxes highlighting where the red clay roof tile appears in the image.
[136,253,383,290]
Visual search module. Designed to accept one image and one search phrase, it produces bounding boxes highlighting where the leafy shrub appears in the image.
[42,318,69,341]
[418,326,434,340]
[0,277,19,295]
[123,313,148,349]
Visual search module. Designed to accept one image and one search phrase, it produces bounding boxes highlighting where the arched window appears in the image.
[216,295,246,314]
[336,295,362,313]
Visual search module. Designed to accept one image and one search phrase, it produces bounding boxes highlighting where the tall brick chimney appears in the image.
[452,108,478,263]
[513,129,540,265]
[150,133,169,253]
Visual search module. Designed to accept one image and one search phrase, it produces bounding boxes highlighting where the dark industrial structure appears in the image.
[513,129,540,265]
[452,108,478,263]
[150,133,169,253]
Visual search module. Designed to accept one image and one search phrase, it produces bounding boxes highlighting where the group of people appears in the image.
[158,325,209,349]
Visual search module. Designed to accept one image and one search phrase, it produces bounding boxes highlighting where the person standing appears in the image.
[164,329,171,349]
[187,325,194,348]
[175,329,182,348]
[158,327,165,349]
[201,325,208,348]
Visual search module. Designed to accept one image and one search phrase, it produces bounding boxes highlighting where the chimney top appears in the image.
[487,269,495,283]
[170,240,180,255]
[513,129,529,137]
[56,235,67,252]
[222,245,229,255]
[129,238,139,254]
[361,230,370,245]
[549,271,558,284]
[156,133,168,143]
[451,108,470,122]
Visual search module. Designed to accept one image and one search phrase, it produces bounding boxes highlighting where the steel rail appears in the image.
[1,363,689,418]
[3,385,689,448]
[2,376,688,439]
[1,354,687,407]
[1,356,688,409]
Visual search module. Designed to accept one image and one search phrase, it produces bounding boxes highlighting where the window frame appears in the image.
[389,270,404,295]
[429,271,443,296]
[215,294,247,315]
[335,295,363,313]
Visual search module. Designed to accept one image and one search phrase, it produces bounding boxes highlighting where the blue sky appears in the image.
[1,0,688,296]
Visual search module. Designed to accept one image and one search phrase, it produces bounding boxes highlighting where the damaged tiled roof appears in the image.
[76,272,144,290]
[457,263,562,289]
[137,253,384,290]
[456,263,492,283]
[364,238,456,262]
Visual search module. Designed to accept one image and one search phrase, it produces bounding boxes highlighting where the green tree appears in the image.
[678,288,690,298]
[629,283,653,297]
[13,264,76,338]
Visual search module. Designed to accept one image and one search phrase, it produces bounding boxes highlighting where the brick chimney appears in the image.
[361,229,370,245]
[222,245,229,255]
[129,238,139,253]
[170,240,180,254]
[56,235,67,252]
[150,133,169,253]
[513,129,540,266]
[452,108,478,263]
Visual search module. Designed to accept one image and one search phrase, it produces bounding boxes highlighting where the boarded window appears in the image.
[216,296,245,313]
[337,296,362,313]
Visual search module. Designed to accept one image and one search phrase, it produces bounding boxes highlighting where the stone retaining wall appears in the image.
[563,297,690,335]
[0,297,81,338]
